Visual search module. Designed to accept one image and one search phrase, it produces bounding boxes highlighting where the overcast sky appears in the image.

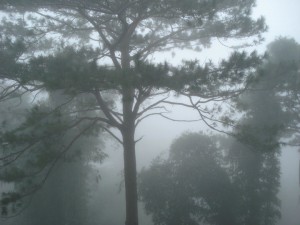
[132,0,300,169]
[257,0,300,43]
[151,0,300,65]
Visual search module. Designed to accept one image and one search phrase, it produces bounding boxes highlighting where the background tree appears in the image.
[230,38,300,225]
[139,129,281,225]
[8,159,95,225]
[224,38,299,225]
[139,133,238,225]
[139,38,297,225]
[230,37,300,225]
[2,91,106,225]
[0,1,266,224]
[0,89,107,221]
[264,38,300,147]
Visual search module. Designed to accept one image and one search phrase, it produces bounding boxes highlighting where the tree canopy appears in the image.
[0,1,267,225]
[1,0,265,59]
[139,131,281,225]
[139,133,236,225]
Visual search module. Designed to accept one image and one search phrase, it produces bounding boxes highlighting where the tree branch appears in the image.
[100,126,123,145]
[136,96,169,118]
[77,8,121,69]
[93,89,121,128]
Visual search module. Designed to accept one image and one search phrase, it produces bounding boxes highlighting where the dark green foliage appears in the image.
[139,131,281,225]
[227,142,281,225]
[1,192,22,215]
[9,160,95,225]
[0,92,107,217]
[139,133,238,225]
[0,37,25,79]
[0,38,27,102]
[26,47,102,92]
[267,38,300,63]
[0,0,266,62]
[235,37,300,149]
[20,47,262,96]
[264,38,300,146]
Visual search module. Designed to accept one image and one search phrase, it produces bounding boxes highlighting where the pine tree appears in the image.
[0,1,266,224]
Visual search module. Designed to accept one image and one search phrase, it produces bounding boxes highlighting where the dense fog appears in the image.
[0,0,300,225]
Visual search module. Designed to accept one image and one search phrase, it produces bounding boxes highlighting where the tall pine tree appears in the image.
[0,1,266,224]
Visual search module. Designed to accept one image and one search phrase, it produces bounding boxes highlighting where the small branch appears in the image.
[137,96,169,117]
[101,126,123,145]
[77,8,121,69]
[109,109,124,123]
[135,112,164,127]
[136,27,192,58]
[162,100,195,109]
[160,114,202,123]
[135,136,144,143]
[148,90,169,98]
[93,89,121,128]
[0,142,38,168]
[132,88,151,117]
[0,84,21,102]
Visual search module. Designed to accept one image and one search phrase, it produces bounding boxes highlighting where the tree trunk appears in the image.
[122,87,138,225]
[122,123,138,225]
[120,43,138,225]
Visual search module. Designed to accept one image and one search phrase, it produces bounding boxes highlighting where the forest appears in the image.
[0,1,299,225]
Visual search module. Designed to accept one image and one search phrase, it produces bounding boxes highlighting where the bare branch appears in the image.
[132,87,152,116]
[34,11,93,32]
[135,111,201,128]
[135,112,164,127]
[108,109,124,123]
[93,89,121,128]
[160,114,203,123]
[162,100,195,109]
[0,83,22,102]
[137,96,169,117]
[100,126,123,145]
[137,27,190,58]
[135,136,144,143]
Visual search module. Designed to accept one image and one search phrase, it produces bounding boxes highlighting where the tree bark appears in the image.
[121,45,139,225]
[122,121,138,225]
[122,88,138,225]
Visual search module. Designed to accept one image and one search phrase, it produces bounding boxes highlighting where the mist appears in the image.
[1,0,300,225]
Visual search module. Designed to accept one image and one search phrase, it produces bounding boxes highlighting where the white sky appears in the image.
[152,0,300,65]
[257,0,300,43]
[133,0,300,169]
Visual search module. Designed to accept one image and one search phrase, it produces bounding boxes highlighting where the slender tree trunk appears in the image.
[122,121,138,225]
[121,46,139,225]
[122,88,138,225]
